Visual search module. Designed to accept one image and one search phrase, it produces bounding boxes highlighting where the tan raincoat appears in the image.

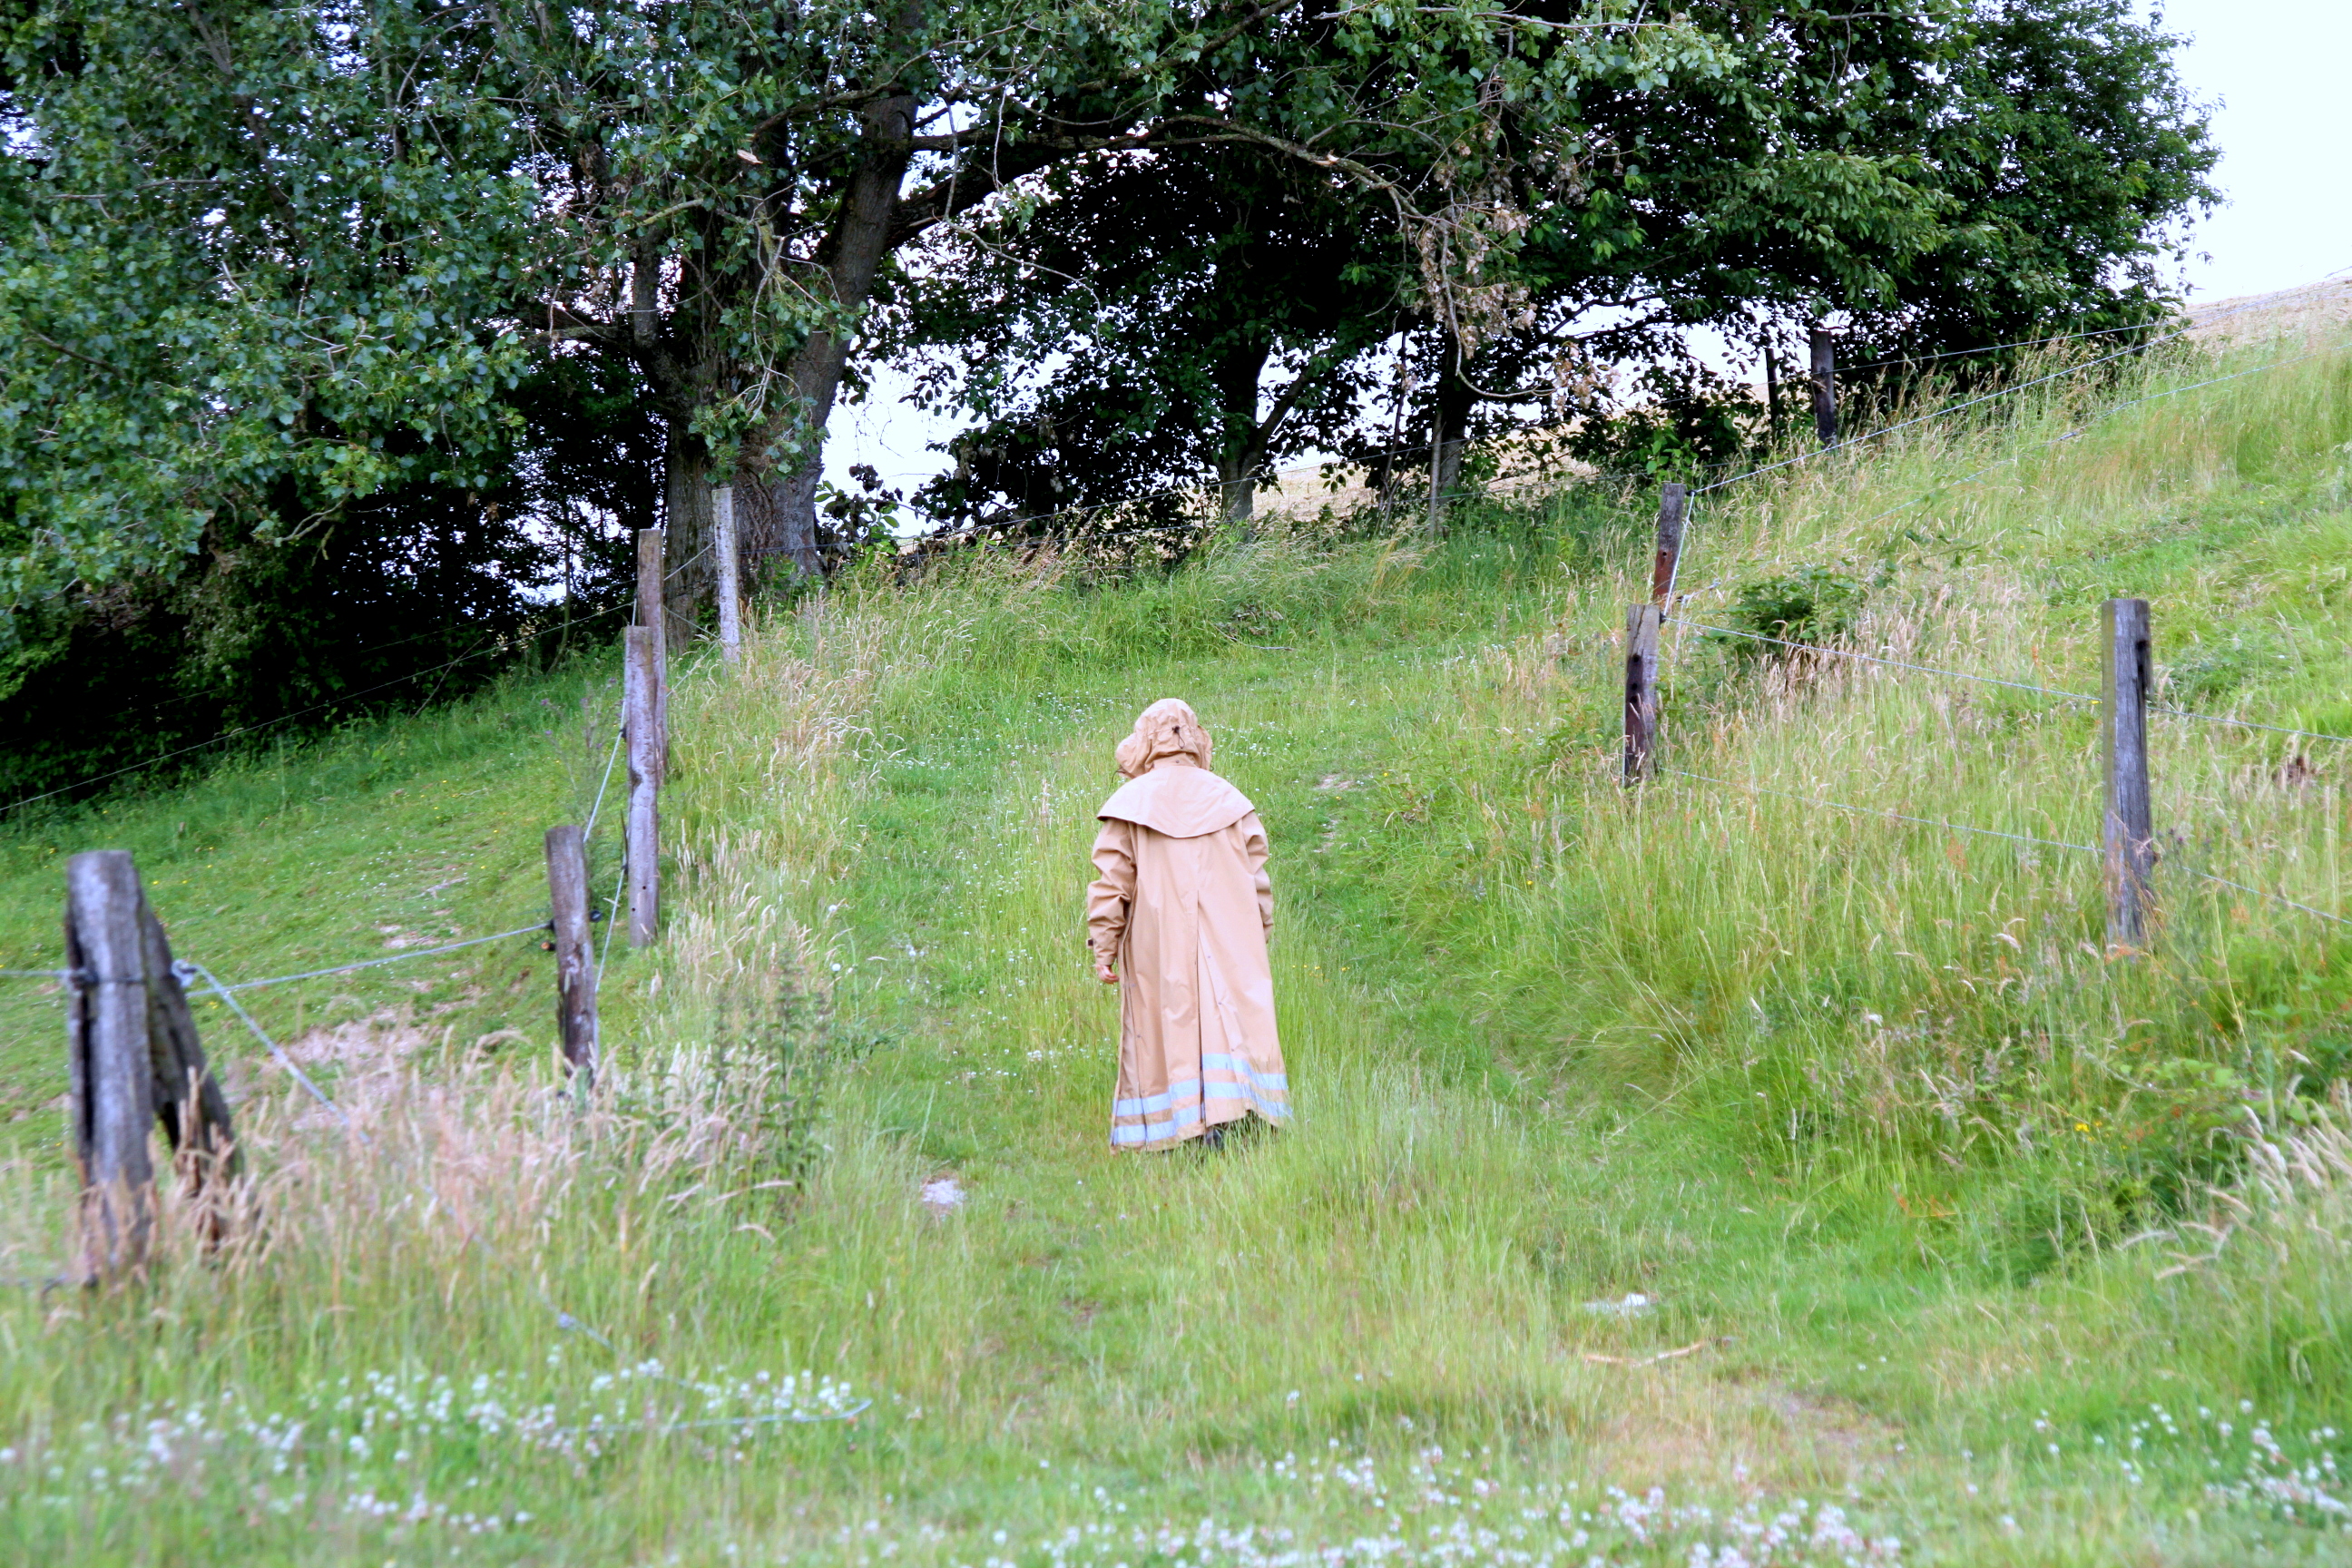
[1086,701,1288,1151]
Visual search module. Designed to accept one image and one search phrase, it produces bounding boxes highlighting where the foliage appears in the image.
[901,146,1405,526]
[1714,564,1874,656]
[887,0,2218,521]
[0,0,551,607]
[0,348,660,809]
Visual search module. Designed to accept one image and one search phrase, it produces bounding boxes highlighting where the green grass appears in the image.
[5,328,2352,1563]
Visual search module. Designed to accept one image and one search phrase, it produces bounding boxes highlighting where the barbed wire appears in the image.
[1675,612,2352,748]
[0,600,637,818]
[1826,270,2352,376]
[841,425,1738,556]
[1677,621,2099,699]
[1661,768,2097,854]
[1662,771,2350,928]
[209,925,548,995]
[583,710,626,841]
[2180,868,2352,928]
[1809,348,2345,551]
[595,855,626,985]
[175,958,364,1137]
[1692,282,2352,501]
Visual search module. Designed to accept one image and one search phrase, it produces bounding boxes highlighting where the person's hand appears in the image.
[1095,961,1119,985]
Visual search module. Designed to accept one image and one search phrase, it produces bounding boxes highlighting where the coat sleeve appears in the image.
[1086,818,1137,961]
[1239,811,1273,936]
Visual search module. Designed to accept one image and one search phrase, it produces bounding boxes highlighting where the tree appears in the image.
[1422,0,2219,480]
[902,146,1405,529]
[0,0,549,612]
[902,0,2216,520]
[7,0,1713,635]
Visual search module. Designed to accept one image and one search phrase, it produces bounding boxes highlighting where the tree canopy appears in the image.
[907,0,2218,519]
[0,0,2216,800]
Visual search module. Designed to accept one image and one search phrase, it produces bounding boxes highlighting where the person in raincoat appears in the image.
[1085,699,1289,1151]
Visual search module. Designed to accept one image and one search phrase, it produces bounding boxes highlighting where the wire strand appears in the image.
[1696,287,2352,499]
[212,925,547,995]
[1672,616,2352,747]
[595,855,626,985]
[1676,622,2101,701]
[0,600,635,817]
[1661,768,2097,854]
[583,711,626,841]
[1664,772,2351,928]
[1828,272,2352,375]
[2178,868,2352,928]
[175,959,365,1138]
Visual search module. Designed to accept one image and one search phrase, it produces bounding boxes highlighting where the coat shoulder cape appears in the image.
[1096,767,1254,839]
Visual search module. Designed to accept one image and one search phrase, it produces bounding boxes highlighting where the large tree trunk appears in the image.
[1427,336,1475,532]
[732,474,820,583]
[661,428,713,651]
[754,76,920,576]
[1215,449,1259,526]
[1212,338,1272,528]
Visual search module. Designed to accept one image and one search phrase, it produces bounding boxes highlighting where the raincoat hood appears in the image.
[1100,700,1250,838]
[1097,765,1255,840]
[1114,697,1212,777]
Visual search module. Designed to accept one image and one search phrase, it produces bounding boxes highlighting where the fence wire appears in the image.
[1661,771,2349,930]
[176,958,363,1137]
[1675,620,2352,748]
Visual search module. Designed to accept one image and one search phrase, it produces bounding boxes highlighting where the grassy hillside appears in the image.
[3,324,2352,1565]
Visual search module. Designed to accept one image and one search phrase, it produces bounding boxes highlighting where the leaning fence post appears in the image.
[1648,483,1690,605]
[544,826,599,1080]
[65,851,155,1279]
[635,526,669,779]
[2102,598,2155,951]
[623,627,662,947]
[1809,326,1838,449]
[138,897,237,1241]
[713,484,742,667]
[1623,603,1661,784]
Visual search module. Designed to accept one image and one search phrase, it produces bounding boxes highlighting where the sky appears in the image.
[823,1,2352,498]
[2146,0,2352,299]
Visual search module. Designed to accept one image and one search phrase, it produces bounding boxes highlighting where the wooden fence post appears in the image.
[1648,483,1690,605]
[1809,327,1838,449]
[65,851,240,1278]
[623,627,662,947]
[1623,603,1661,784]
[713,484,742,666]
[66,851,155,1279]
[139,899,237,1236]
[1765,343,1783,446]
[2102,598,2155,951]
[635,526,669,779]
[544,826,599,1081]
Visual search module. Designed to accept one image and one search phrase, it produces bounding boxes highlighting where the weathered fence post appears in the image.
[140,904,237,1239]
[1765,343,1783,446]
[65,850,240,1279]
[1809,327,1838,449]
[634,526,669,779]
[2102,598,2155,951]
[1426,407,1446,535]
[713,484,742,667]
[544,826,600,1081]
[1623,604,1661,784]
[66,852,154,1279]
[1648,483,1690,605]
[623,627,662,947]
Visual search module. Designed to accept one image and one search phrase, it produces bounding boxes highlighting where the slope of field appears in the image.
[3,324,2351,1566]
